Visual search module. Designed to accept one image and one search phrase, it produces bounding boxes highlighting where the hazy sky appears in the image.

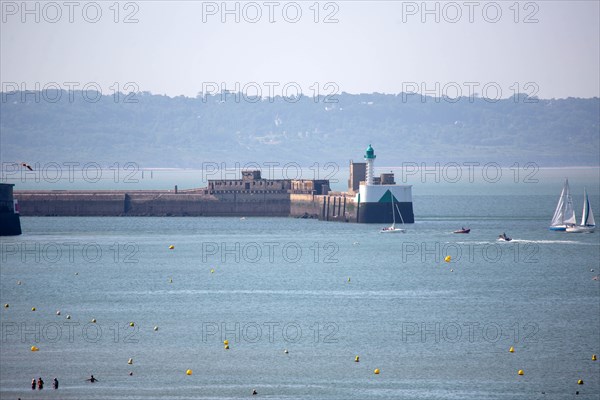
[1,1,599,99]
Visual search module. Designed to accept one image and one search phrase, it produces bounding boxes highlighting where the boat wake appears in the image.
[509,239,597,245]
[452,239,596,246]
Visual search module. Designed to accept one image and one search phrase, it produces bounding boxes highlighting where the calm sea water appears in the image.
[1,195,599,399]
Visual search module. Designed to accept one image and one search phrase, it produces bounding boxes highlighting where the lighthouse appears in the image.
[365,144,375,185]
[354,145,414,223]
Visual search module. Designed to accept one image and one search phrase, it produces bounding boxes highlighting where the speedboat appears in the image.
[453,227,470,234]
[498,233,512,242]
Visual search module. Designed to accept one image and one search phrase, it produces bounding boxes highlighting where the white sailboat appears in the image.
[566,188,595,233]
[549,179,576,231]
[380,196,405,233]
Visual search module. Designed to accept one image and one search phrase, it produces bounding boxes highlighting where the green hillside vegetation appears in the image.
[1,91,598,167]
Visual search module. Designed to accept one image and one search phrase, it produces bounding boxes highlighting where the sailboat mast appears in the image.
[563,179,576,226]
[391,195,396,226]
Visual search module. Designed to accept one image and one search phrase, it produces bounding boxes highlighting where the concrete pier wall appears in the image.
[290,194,322,218]
[16,192,126,216]
[290,193,357,222]
[14,190,363,222]
[14,190,291,217]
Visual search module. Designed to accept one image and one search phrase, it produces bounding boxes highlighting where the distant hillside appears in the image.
[1,91,598,167]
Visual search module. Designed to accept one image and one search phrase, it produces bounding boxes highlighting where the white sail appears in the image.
[563,188,576,225]
[581,188,596,227]
[586,199,596,226]
[550,182,567,226]
[551,179,576,227]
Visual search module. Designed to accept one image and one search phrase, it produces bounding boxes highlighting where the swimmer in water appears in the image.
[31,378,36,390]
[86,375,99,383]
[37,377,44,390]
[53,377,59,389]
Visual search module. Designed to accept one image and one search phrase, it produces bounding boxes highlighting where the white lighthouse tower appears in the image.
[364,144,375,185]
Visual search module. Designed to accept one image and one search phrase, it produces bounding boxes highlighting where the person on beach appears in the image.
[53,377,59,389]
[31,378,36,390]
[37,377,44,389]
[86,375,98,383]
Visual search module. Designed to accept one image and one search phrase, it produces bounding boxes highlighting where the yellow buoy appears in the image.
[444,255,451,263]
[509,347,514,353]
[592,354,597,361]
[577,379,584,385]
[224,344,229,350]
[128,358,133,365]
[129,322,134,327]
[374,368,380,375]
[169,245,174,250]
[518,370,524,376]
[4,304,8,308]
[169,278,173,283]
[30,346,39,352]
[210,269,215,274]
[91,318,97,323]
[186,369,192,375]
[223,340,229,345]
[347,277,351,283]
[355,356,360,362]
[31,307,36,311]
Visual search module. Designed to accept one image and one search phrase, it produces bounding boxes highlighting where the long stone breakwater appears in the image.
[14,190,357,221]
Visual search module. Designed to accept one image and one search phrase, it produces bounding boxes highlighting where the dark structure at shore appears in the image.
[0,183,22,235]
